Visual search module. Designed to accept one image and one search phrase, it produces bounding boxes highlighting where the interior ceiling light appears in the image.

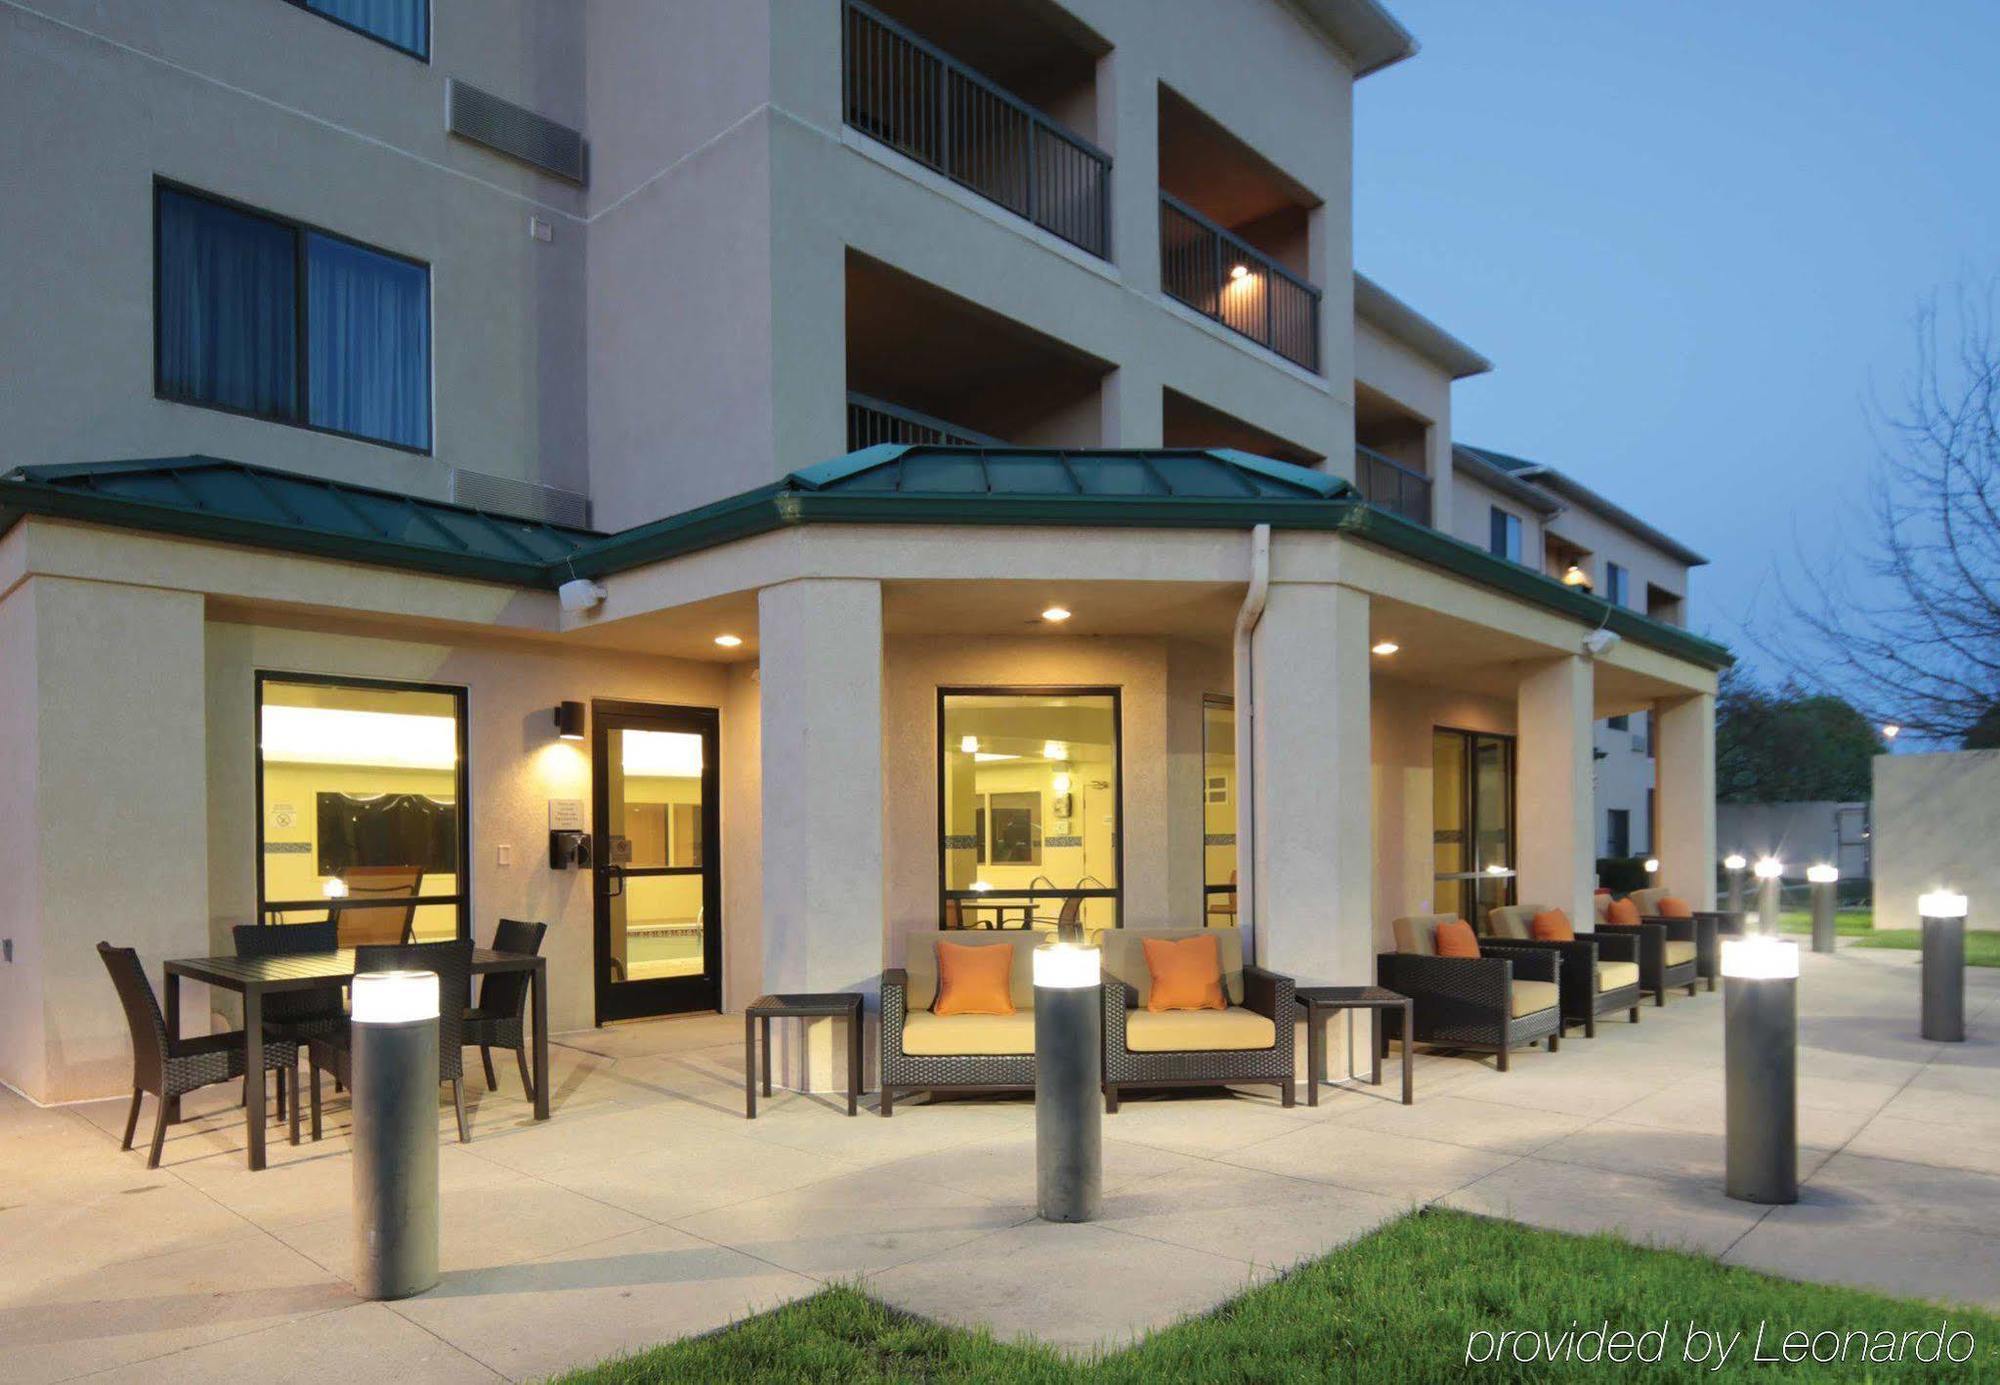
[960,735,980,754]
[713,633,743,648]
[1041,606,1072,623]
[1370,641,1399,656]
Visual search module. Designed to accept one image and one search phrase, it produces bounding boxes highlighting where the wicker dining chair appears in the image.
[463,919,547,1104]
[307,938,474,1143]
[232,921,345,1118]
[97,942,299,1168]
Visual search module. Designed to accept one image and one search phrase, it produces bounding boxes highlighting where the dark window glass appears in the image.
[301,0,429,59]
[156,190,299,419]
[1607,808,1631,859]
[1488,507,1523,564]
[1607,714,1630,731]
[306,233,431,449]
[1606,562,1630,607]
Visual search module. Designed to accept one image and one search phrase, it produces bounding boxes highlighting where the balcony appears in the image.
[841,0,1111,259]
[1355,445,1432,526]
[1160,196,1320,371]
[848,393,1001,451]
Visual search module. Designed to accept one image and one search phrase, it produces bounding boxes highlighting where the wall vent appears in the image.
[446,79,588,184]
[450,468,592,529]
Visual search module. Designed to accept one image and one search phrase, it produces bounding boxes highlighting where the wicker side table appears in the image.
[745,992,864,1118]
[1295,985,1413,1106]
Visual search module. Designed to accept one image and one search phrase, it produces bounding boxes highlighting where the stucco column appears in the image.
[1654,692,1718,909]
[1249,581,1372,984]
[0,576,207,1103]
[1515,656,1596,923]
[758,578,884,1089]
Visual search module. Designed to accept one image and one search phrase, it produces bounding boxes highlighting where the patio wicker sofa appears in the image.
[1487,904,1643,1037]
[1379,914,1562,1071]
[879,930,1038,1116]
[1098,927,1293,1112]
[1595,891,1702,1004]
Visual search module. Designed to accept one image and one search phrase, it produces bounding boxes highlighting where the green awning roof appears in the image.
[0,447,1730,669]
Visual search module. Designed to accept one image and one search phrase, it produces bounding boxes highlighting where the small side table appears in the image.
[745,992,864,1119]
[1295,985,1413,1107]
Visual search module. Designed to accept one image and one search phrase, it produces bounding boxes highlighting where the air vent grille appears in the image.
[450,468,591,529]
[446,79,588,184]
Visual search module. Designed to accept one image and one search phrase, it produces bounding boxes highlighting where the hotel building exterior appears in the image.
[0,0,1723,1102]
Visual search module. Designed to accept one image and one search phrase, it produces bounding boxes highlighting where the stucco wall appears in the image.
[1873,752,1999,930]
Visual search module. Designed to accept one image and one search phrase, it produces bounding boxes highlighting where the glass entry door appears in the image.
[1432,727,1516,926]
[593,701,720,1021]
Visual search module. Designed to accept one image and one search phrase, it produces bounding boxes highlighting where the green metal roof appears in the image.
[0,447,1730,670]
[0,456,600,586]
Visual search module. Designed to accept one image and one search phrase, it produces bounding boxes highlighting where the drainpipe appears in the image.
[1232,524,1271,962]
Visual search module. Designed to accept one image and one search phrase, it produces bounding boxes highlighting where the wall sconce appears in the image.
[554,701,586,741]
[1561,563,1592,589]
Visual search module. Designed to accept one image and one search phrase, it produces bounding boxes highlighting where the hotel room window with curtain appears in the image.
[294,0,429,59]
[156,184,431,451]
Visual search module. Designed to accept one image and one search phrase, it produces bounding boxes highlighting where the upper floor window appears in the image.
[290,0,429,60]
[1489,507,1523,564]
[1606,561,1630,608]
[156,184,432,453]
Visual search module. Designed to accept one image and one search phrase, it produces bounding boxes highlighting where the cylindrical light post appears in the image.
[1033,941,1102,1223]
[1919,891,1968,1043]
[351,970,441,1300]
[1807,864,1839,954]
[1754,857,1784,935]
[1723,936,1799,1205]
[1723,854,1748,914]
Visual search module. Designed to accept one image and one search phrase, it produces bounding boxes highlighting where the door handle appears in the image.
[601,866,624,898]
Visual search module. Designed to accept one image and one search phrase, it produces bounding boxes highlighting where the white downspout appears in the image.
[1232,524,1271,962]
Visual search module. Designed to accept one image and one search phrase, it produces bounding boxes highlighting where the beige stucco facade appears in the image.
[1873,750,2000,932]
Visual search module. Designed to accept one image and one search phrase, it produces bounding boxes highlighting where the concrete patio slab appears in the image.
[1438,1154,1773,1257]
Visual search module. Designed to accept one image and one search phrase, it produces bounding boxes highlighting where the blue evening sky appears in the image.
[1353,1,2000,670]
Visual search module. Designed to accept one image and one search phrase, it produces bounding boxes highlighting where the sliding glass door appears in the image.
[1432,727,1516,926]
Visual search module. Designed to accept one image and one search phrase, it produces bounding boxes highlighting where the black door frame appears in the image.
[592,699,721,1023]
[1434,725,1518,924]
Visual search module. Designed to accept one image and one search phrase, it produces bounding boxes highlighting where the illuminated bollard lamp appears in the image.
[1753,856,1784,934]
[1723,854,1748,915]
[1723,935,1799,1205]
[1033,939,1103,1223]
[1807,864,1840,954]
[1918,891,1969,1043]
[350,970,441,1300]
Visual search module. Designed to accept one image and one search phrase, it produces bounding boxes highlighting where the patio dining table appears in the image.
[163,945,549,1170]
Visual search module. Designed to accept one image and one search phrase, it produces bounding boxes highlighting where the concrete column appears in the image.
[1097,43,1157,301]
[1516,656,1596,923]
[758,578,884,1089]
[1655,692,1718,909]
[1249,581,1372,985]
[0,577,207,1103]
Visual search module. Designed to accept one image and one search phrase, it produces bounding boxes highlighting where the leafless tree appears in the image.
[1773,284,2000,746]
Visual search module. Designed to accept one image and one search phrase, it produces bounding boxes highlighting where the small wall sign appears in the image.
[548,798,586,832]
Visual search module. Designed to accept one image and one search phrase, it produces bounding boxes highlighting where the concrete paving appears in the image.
[2,942,1997,1377]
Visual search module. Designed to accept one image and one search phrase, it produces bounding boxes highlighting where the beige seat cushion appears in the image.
[1631,887,1669,916]
[1596,960,1640,993]
[901,931,1036,1012]
[1393,913,1461,954]
[900,1010,1037,1056]
[1592,893,1612,923]
[1100,928,1245,1006]
[1665,939,1697,967]
[1511,980,1560,1018]
[1123,1007,1276,1053]
[1486,905,1550,941]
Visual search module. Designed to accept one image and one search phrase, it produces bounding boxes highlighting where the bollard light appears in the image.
[1753,857,1783,935]
[351,970,441,1300]
[1723,854,1748,913]
[1033,942,1102,1223]
[1722,936,1799,1204]
[1918,891,1969,1043]
[1806,864,1839,954]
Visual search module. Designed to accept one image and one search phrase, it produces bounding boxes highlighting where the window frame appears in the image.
[1488,506,1523,565]
[254,670,470,940]
[153,179,434,455]
[282,0,431,62]
[1606,561,1630,608]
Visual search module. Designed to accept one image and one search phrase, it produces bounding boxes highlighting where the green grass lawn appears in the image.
[1776,909,2000,966]
[554,1210,2000,1382]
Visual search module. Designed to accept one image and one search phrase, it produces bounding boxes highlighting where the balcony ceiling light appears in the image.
[714,633,743,648]
[1561,563,1593,589]
[1370,640,1399,656]
[1041,606,1072,623]
[1228,263,1250,280]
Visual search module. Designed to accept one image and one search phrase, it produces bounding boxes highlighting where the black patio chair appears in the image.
[463,919,547,1104]
[307,938,473,1144]
[98,942,299,1168]
[232,921,345,1117]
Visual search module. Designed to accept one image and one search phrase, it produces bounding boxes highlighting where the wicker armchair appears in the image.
[1378,915,1562,1071]
[1487,904,1642,1036]
[1630,888,1744,991]
[1098,928,1293,1113]
[308,939,473,1143]
[463,919,547,1103]
[879,931,1039,1116]
[98,943,299,1168]
[1600,889,1701,1005]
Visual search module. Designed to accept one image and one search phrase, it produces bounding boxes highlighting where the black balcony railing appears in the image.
[1355,445,1432,526]
[842,0,1111,259]
[1159,193,1320,372]
[846,393,1002,451]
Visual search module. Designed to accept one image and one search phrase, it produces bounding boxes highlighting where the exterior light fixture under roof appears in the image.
[1041,606,1072,623]
[1370,641,1399,656]
[1228,264,1250,281]
[1561,563,1592,589]
[714,633,743,648]
[554,701,586,740]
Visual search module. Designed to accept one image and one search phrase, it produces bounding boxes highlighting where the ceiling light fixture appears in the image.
[1370,641,1399,656]
[1228,264,1250,280]
[1561,563,1592,589]
[713,633,743,648]
[1041,606,1072,623]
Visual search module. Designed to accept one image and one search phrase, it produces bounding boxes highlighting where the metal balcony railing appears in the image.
[1159,193,1320,372]
[1355,445,1433,526]
[846,393,1003,451]
[841,0,1111,259]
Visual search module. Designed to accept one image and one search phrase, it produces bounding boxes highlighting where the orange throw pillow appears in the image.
[1531,910,1574,942]
[933,940,1015,1016]
[1433,920,1480,958]
[1606,897,1641,925]
[1143,934,1227,1012]
[1657,896,1694,918]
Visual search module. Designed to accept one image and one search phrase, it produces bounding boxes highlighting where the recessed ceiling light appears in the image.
[1371,641,1399,656]
[714,634,743,648]
[1041,606,1072,623]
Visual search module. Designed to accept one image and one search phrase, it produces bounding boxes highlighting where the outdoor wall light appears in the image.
[713,633,743,648]
[1228,263,1250,281]
[1041,606,1072,623]
[1370,640,1400,655]
[1561,563,1592,588]
[554,701,586,741]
